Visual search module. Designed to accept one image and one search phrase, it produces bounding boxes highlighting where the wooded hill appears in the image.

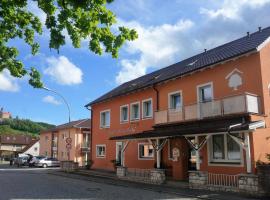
[0,118,55,137]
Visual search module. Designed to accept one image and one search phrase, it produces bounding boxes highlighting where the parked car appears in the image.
[13,155,29,166]
[28,155,45,167]
[35,157,60,168]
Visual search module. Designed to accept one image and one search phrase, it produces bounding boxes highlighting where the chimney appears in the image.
[247,32,250,38]
[204,49,207,53]
[258,27,262,32]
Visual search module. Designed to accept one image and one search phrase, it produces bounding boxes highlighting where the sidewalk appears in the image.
[48,169,264,200]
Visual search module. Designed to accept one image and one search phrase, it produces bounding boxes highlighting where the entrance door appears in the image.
[116,142,123,165]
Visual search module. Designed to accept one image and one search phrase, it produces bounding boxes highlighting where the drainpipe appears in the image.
[153,84,159,111]
[86,106,93,165]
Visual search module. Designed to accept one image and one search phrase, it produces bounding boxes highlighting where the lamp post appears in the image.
[42,86,72,161]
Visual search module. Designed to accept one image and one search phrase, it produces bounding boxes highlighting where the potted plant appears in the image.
[85,160,93,170]
[111,159,121,170]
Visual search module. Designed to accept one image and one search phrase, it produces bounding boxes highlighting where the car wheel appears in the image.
[42,164,48,168]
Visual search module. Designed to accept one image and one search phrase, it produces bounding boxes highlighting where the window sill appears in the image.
[208,161,243,167]
[100,126,110,129]
[96,156,106,159]
[130,119,140,122]
[142,116,153,120]
[138,157,154,160]
[120,120,129,124]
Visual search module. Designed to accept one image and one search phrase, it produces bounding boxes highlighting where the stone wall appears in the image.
[117,167,166,185]
[61,161,79,172]
[116,166,126,177]
[238,174,265,196]
[257,164,270,195]
[189,171,208,189]
[189,171,268,197]
[150,169,166,185]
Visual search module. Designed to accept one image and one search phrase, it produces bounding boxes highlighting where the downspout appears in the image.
[153,84,159,111]
[86,106,93,168]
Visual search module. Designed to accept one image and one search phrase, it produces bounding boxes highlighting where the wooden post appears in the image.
[195,136,200,170]
[121,141,129,167]
[244,132,252,173]
[156,139,161,169]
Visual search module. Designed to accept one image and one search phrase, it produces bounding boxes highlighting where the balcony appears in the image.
[155,93,261,125]
[80,142,90,153]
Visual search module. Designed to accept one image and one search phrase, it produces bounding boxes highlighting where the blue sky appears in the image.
[1,0,270,125]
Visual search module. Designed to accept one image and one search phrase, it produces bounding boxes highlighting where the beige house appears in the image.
[39,119,91,166]
[0,135,35,160]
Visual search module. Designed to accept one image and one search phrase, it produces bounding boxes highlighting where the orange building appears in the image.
[39,119,91,167]
[86,27,270,186]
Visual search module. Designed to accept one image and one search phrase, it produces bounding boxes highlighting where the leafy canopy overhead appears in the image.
[0,0,138,88]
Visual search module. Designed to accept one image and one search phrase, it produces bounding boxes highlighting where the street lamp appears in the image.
[42,86,72,161]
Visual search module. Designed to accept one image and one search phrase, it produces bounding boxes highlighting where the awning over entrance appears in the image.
[110,115,265,172]
[110,115,265,141]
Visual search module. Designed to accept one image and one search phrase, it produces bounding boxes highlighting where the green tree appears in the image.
[0,0,138,88]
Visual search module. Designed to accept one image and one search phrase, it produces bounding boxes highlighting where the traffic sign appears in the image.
[66,137,72,144]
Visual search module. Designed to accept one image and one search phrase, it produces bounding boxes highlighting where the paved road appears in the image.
[0,168,201,200]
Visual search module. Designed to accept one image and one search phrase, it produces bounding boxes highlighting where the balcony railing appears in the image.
[80,142,90,152]
[155,93,261,125]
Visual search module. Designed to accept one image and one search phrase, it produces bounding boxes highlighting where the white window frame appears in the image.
[196,82,214,103]
[100,109,110,128]
[130,102,140,121]
[168,90,183,109]
[142,98,153,119]
[207,134,243,166]
[96,144,106,158]
[120,104,129,123]
[138,143,154,160]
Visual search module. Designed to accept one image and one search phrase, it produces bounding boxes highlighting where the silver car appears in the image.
[35,157,60,168]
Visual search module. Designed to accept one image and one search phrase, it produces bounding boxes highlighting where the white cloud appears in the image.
[200,0,270,20]
[114,0,270,85]
[44,56,83,85]
[116,19,194,84]
[0,69,19,92]
[42,95,62,105]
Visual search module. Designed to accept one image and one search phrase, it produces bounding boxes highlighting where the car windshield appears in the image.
[36,156,46,160]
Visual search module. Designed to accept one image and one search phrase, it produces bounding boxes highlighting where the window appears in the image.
[45,136,49,142]
[210,134,241,163]
[100,110,110,128]
[96,145,106,158]
[169,91,182,109]
[130,102,140,120]
[198,84,213,102]
[45,151,48,156]
[61,152,64,157]
[34,147,38,152]
[142,99,153,118]
[120,105,129,123]
[138,143,154,159]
